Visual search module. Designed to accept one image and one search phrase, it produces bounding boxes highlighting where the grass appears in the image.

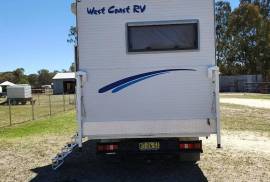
[221,103,270,135]
[0,111,76,139]
[0,102,270,181]
[0,94,75,127]
[221,93,270,100]
[0,97,5,102]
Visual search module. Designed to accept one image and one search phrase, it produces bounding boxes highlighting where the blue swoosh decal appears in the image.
[99,69,196,93]
[111,72,168,93]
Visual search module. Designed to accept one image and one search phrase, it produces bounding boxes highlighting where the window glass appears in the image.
[127,23,198,52]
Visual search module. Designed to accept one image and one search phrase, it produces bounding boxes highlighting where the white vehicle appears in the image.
[7,85,32,105]
[53,0,221,169]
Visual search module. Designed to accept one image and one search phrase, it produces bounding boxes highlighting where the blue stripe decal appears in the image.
[111,72,168,93]
[98,69,196,93]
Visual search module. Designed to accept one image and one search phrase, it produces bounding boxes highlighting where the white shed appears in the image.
[0,81,15,87]
[0,81,16,93]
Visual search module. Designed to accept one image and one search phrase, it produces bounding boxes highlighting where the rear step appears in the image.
[52,134,79,170]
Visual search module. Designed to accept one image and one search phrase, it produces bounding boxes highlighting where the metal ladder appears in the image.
[52,134,79,170]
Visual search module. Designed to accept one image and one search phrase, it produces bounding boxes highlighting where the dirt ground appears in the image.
[220,98,270,109]
[1,130,270,182]
[1,99,270,182]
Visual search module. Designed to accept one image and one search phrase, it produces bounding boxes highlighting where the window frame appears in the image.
[126,20,199,53]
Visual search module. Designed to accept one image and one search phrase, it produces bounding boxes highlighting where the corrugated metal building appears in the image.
[52,73,76,94]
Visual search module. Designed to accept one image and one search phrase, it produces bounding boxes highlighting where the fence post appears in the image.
[8,99,12,126]
[63,93,66,111]
[74,94,76,109]
[38,94,40,106]
[31,100,35,120]
[49,94,52,116]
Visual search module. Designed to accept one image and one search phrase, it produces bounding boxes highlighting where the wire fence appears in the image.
[0,93,76,128]
[245,82,270,93]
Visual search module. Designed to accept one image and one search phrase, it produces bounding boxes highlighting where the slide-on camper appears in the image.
[7,85,32,105]
[53,0,221,169]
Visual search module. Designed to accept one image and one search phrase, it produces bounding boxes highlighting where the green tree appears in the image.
[67,26,77,45]
[67,26,77,73]
[17,76,29,84]
[0,72,16,83]
[228,2,270,80]
[38,69,55,86]
[228,3,262,74]
[13,68,29,84]
[215,1,234,74]
[28,74,39,87]
[242,0,270,80]
[69,62,76,72]
[240,0,270,18]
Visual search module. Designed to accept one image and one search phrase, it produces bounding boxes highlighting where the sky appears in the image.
[0,0,239,75]
[228,0,240,9]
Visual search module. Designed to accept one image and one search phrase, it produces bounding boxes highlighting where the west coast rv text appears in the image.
[87,5,146,15]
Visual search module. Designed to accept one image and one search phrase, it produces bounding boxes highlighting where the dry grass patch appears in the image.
[0,104,270,181]
[221,103,270,136]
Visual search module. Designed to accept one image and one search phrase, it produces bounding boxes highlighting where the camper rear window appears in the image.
[127,22,198,52]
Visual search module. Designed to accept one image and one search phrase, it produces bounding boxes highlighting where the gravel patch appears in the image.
[220,98,270,109]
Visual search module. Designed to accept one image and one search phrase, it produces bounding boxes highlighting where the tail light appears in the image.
[179,141,202,152]
[97,143,119,153]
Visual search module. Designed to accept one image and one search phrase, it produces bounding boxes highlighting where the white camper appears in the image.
[7,85,32,105]
[53,0,221,169]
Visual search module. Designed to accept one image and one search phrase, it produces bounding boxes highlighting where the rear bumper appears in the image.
[96,139,203,155]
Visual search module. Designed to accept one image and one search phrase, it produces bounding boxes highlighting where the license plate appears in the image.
[139,142,160,151]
